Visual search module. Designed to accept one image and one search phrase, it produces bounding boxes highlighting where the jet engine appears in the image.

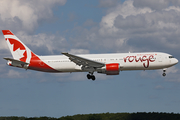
[97,63,120,75]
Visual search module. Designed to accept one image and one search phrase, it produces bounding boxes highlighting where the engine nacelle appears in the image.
[97,63,120,75]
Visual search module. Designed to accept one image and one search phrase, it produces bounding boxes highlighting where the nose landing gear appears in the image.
[162,68,167,77]
[162,73,166,76]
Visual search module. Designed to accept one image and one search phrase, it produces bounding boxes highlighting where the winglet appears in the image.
[61,52,69,55]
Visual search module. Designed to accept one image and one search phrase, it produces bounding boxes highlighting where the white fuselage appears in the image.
[38,52,178,73]
[3,30,178,80]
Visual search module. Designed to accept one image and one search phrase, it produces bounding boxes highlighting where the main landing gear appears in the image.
[87,73,96,81]
[162,68,166,77]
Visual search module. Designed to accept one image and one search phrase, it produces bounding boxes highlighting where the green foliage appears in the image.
[1,112,180,120]
[0,116,25,120]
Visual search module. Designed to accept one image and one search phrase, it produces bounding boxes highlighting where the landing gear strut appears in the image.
[87,73,96,81]
[162,68,166,77]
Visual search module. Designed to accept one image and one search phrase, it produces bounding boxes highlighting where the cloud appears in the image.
[68,49,90,54]
[65,0,180,56]
[83,19,97,27]
[0,67,23,78]
[0,0,68,80]
[16,31,67,55]
[96,0,180,55]
[114,14,146,29]
[0,35,9,50]
[133,0,169,10]
[99,0,119,8]
[0,0,67,33]
[99,0,152,36]
[164,66,180,82]
[166,66,179,74]
[133,0,180,10]
[7,70,21,78]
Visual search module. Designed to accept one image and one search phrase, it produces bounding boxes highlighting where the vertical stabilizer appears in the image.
[2,30,33,63]
[2,30,57,72]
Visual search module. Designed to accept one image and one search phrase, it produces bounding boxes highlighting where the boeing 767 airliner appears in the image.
[2,30,178,80]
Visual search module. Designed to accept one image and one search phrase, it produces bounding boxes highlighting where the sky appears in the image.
[1,0,180,118]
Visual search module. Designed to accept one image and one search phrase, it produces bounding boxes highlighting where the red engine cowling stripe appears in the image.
[106,63,119,71]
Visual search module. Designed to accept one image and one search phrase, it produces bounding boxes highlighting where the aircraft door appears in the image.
[158,55,163,62]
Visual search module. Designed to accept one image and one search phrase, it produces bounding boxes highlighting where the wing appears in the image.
[62,53,105,68]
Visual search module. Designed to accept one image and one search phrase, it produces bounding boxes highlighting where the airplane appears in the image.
[2,30,178,80]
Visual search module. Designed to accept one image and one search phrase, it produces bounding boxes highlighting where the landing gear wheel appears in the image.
[162,68,167,77]
[87,74,91,79]
[91,75,95,81]
[162,73,166,77]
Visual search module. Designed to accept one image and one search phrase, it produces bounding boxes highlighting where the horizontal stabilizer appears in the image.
[4,57,29,64]
[4,57,29,69]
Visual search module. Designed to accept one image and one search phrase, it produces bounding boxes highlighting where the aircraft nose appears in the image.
[173,58,178,65]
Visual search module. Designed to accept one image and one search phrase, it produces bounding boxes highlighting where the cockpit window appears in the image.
[169,56,174,58]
